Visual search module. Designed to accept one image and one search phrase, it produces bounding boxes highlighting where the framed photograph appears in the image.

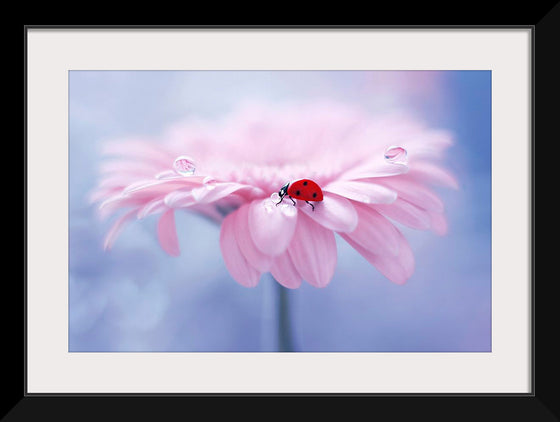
[20,23,547,419]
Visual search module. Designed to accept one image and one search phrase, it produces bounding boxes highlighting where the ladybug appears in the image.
[276,179,324,211]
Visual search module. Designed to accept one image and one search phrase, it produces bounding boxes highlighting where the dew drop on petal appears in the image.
[270,192,281,203]
[203,176,217,190]
[384,146,408,165]
[173,156,196,176]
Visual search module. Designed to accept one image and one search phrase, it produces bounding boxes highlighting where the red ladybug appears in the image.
[276,179,324,211]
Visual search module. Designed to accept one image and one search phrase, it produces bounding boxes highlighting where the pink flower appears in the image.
[90,102,457,288]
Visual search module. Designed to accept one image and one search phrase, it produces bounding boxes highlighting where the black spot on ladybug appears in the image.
[303,181,308,186]
[296,190,301,196]
[313,192,317,198]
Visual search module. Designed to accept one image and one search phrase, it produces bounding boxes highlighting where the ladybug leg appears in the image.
[288,196,296,206]
[275,196,284,206]
[305,201,315,211]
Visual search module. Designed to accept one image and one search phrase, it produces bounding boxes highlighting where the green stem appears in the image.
[274,279,296,352]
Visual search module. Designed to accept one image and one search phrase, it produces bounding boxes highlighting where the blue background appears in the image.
[69,71,491,352]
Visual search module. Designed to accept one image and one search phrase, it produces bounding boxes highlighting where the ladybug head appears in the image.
[278,182,290,199]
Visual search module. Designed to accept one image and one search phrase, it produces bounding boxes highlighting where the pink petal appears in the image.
[189,203,226,224]
[429,211,448,235]
[373,199,431,230]
[344,202,400,256]
[340,155,409,181]
[123,177,206,196]
[248,198,298,256]
[88,186,123,204]
[220,211,261,288]
[407,162,459,189]
[164,190,197,208]
[98,195,146,220]
[191,182,263,204]
[157,209,180,256]
[233,204,272,272]
[299,193,358,233]
[405,129,454,159]
[341,228,414,285]
[323,180,397,204]
[378,178,444,212]
[288,213,337,288]
[137,198,168,219]
[103,209,137,251]
[155,169,183,180]
[270,252,302,289]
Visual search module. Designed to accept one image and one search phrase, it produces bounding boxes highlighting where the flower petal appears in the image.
[248,198,298,256]
[378,178,444,212]
[164,190,197,208]
[340,154,409,181]
[299,193,358,233]
[288,213,337,288]
[98,195,144,220]
[155,169,182,180]
[407,162,459,189]
[220,211,261,287]
[88,186,122,204]
[323,180,397,204]
[157,209,180,256]
[270,252,302,289]
[341,228,414,285]
[189,203,226,224]
[137,198,167,219]
[344,203,400,256]
[234,204,272,272]
[103,209,137,251]
[192,182,263,204]
[373,199,431,230]
[123,177,206,196]
[429,211,448,235]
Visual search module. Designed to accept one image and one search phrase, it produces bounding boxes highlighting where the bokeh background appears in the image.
[69,70,491,352]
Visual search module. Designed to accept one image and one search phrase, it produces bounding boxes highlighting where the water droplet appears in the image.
[384,146,408,165]
[203,176,217,190]
[173,156,196,176]
[270,192,281,203]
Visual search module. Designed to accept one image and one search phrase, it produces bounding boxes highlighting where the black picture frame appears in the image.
[15,19,552,421]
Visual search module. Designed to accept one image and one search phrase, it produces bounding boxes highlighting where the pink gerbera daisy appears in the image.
[90,102,457,288]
